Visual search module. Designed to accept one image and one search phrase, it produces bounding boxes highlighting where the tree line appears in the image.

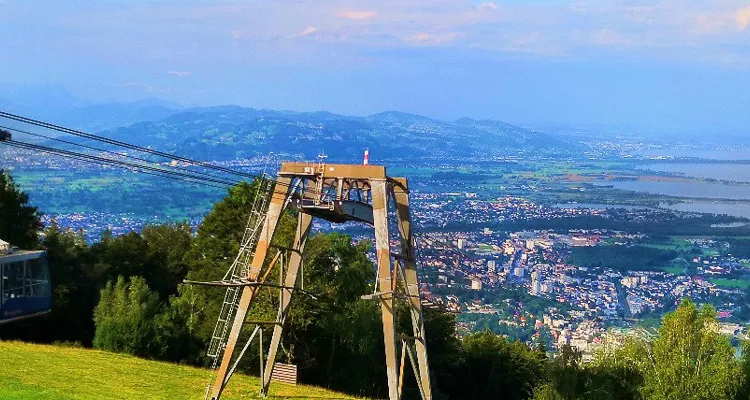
[2,170,750,399]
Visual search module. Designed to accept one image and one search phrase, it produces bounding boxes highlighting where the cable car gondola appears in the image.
[0,240,52,325]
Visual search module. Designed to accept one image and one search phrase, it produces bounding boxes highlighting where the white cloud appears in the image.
[593,29,629,46]
[403,32,460,46]
[168,70,190,77]
[32,0,750,71]
[299,26,318,37]
[694,13,729,35]
[335,10,377,21]
[476,2,498,13]
[119,82,172,94]
[738,7,750,30]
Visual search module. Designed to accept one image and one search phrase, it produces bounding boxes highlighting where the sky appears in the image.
[1,0,750,135]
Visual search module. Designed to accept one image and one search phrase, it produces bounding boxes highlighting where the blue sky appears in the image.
[1,0,750,135]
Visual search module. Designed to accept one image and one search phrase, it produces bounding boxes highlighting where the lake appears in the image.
[660,202,750,219]
[592,180,750,218]
[595,180,750,200]
[645,163,750,183]
[638,148,750,160]
[553,203,656,211]
[556,200,750,219]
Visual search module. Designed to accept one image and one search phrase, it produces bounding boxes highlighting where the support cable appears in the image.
[0,110,259,180]
[2,140,236,188]
[1,125,237,184]
[2,141,228,190]
[0,113,350,201]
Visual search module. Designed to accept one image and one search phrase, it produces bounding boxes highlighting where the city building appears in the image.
[530,270,542,295]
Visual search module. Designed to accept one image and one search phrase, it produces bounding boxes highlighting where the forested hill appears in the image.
[103,106,585,161]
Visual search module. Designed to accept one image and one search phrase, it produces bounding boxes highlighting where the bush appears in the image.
[93,276,166,358]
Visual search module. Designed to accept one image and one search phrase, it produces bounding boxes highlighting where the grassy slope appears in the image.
[708,278,750,289]
[0,341,360,400]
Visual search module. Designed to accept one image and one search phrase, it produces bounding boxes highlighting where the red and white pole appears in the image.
[363,149,369,165]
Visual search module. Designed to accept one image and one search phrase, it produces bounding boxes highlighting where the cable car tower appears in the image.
[198,159,433,400]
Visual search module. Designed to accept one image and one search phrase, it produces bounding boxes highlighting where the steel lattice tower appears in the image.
[197,161,433,400]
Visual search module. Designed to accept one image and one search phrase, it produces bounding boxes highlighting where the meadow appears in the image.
[0,341,359,400]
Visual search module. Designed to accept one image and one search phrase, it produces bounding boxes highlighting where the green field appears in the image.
[0,341,360,400]
[708,278,750,289]
[658,266,686,276]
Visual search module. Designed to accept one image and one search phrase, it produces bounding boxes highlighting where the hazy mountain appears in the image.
[58,101,180,132]
[0,84,91,116]
[1,85,585,159]
[0,84,182,132]
[105,106,585,161]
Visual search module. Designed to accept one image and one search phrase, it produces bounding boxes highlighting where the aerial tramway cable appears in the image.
[1,141,228,190]
[0,111,302,193]
[0,125,242,185]
[0,111,260,179]
[2,140,236,189]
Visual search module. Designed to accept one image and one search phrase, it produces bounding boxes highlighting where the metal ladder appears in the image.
[206,176,274,365]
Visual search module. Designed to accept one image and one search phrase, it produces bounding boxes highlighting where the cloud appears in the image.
[20,0,750,74]
[335,10,377,21]
[738,7,750,30]
[694,13,729,35]
[299,26,318,37]
[168,70,190,77]
[476,2,498,13]
[403,32,460,46]
[119,82,172,94]
[593,29,629,46]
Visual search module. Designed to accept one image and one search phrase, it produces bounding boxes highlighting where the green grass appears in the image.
[640,244,680,251]
[708,278,750,289]
[639,238,695,252]
[658,266,685,276]
[0,341,361,400]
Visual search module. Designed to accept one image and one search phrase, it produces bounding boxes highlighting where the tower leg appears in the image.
[261,212,313,395]
[211,177,292,400]
[392,178,432,400]
[372,179,399,400]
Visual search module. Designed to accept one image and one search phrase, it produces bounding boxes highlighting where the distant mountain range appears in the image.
[1,85,586,161]
[0,84,182,132]
[104,106,585,161]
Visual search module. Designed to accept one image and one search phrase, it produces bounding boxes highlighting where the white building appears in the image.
[0,239,10,255]
[487,260,496,274]
[530,270,542,295]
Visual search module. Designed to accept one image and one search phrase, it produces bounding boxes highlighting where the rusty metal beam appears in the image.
[261,212,313,396]
[210,177,292,400]
[279,162,386,180]
[393,177,432,400]
[372,179,399,400]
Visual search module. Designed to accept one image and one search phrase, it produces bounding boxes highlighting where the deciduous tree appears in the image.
[0,171,41,248]
[93,276,166,358]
